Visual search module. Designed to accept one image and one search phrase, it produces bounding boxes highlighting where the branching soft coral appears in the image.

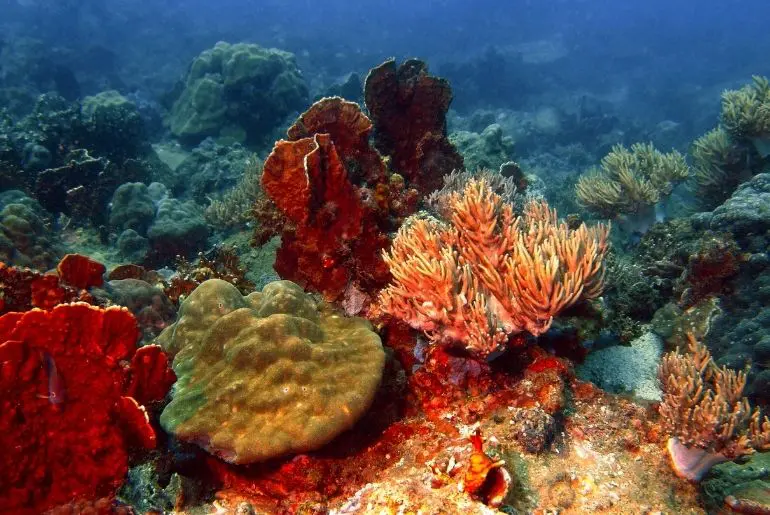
[721,76,770,142]
[377,178,610,358]
[658,333,770,481]
[576,143,689,219]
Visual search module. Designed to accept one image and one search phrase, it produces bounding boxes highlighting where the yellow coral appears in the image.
[575,143,689,218]
[691,127,734,188]
[721,75,770,139]
[157,279,385,464]
[378,178,609,357]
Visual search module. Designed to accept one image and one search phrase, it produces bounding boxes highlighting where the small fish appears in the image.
[37,352,67,408]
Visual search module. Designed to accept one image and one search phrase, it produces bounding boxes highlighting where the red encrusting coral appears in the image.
[0,260,94,315]
[0,302,175,513]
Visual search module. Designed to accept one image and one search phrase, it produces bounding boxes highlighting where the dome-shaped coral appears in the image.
[157,279,385,464]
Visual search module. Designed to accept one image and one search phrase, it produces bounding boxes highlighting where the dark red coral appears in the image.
[0,303,174,513]
[678,234,742,308]
[287,96,387,186]
[262,130,391,302]
[126,344,176,406]
[0,261,93,315]
[364,58,464,194]
[56,253,106,289]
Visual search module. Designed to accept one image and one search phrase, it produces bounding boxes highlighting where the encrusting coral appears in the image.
[658,333,770,481]
[157,278,385,464]
[377,178,609,358]
[575,142,689,219]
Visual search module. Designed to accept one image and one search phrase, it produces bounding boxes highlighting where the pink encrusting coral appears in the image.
[377,178,610,357]
[658,333,770,481]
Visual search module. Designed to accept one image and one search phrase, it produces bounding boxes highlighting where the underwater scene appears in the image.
[2,0,770,513]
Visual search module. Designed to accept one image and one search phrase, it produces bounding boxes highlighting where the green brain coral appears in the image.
[157,279,385,464]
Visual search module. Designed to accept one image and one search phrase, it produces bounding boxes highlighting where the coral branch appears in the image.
[378,179,609,357]
[658,333,770,481]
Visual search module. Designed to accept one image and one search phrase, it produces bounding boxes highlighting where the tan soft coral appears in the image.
[377,178,609,358]
[658,334,770,481]
[576,142,689,219]
[721,76,770,141]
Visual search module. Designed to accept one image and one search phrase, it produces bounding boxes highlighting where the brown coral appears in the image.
[658,334,770,481]
[576,143,689,218]
[364,58,464,195]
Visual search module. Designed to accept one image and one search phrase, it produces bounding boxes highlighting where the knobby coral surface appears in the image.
[378,178,610,357]
[576,143,689,218]
[157,279,385,464]
[658,333,770,480]
[0,303,174,513]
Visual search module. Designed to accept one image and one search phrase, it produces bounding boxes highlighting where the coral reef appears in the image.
[35,148,148,226]
[364,58,464,195]
[157,279,385,464]
[204,153,263,230]
[449,123,516,172]
[164,245,255,303]
[146,197,209,262]
[701,451,770,513]
[689,126,757,209]
[81,90,146,161]
[108,182,156,234]
[0,255,102,314]
[575,143,689,224]
[721,75,770,156]
[168,138,252,201]
[168,41,308,145]
[6,47,767,514]
[0,303,174,513]
[0,189,58,269]
[658,334,770,481]
[378,178,609,357]
[116,228,150,263]
[426,167,525,220]
[260,97,398,303]
[106,278,176,340]
[701,172,770,250]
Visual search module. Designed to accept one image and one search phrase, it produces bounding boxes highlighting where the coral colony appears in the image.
[2,42,770,515]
